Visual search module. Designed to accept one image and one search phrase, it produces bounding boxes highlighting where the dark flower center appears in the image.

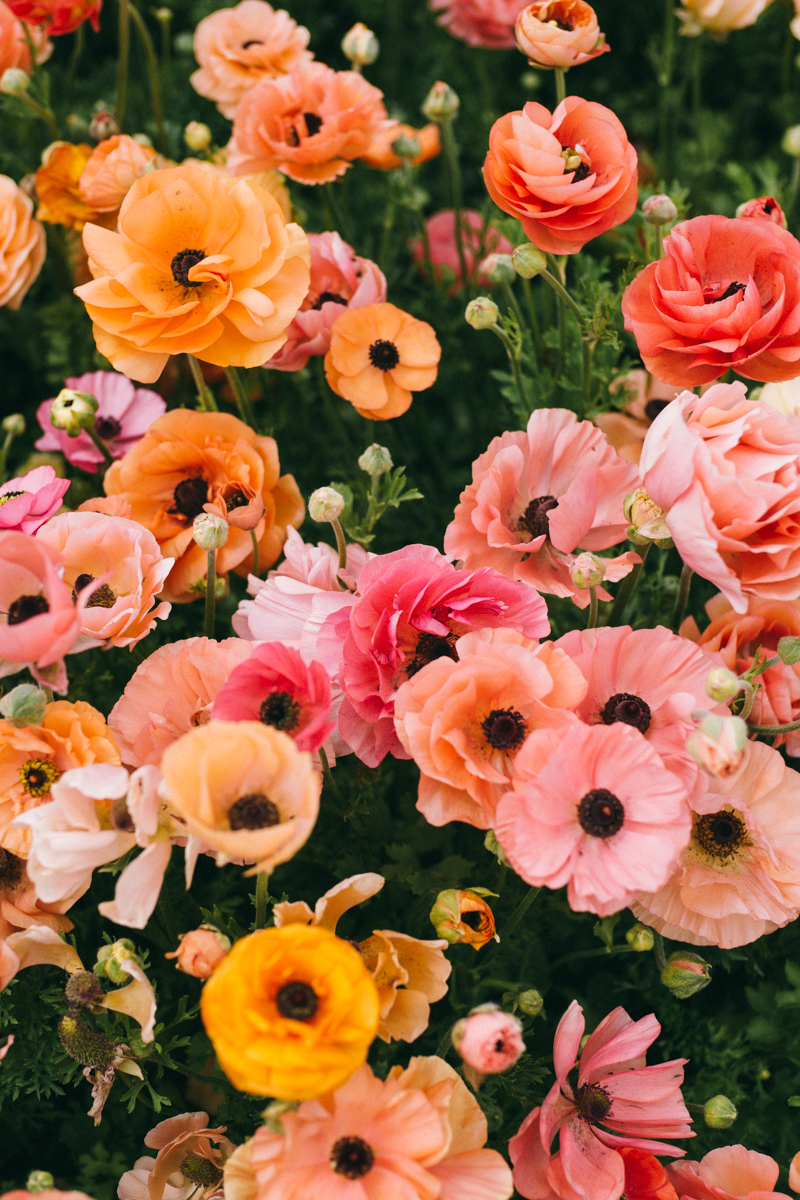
[406,630,459,678]
[578,788,625,838]
[276,980,318,1020]
[694,810,748,860]
[706,281,745,303]
[95,416,122,440]
[110,795,134,832]
[644,399,669,422]
[461,910,484,930]
[7,594,49,624]
[180,1155,223,1188]
[0,847,24,888]
[224,487,249,510]
[575,1082,612,1125]
[368,339,400,371]
[304,112,323,136]
[0,490,26,506]
[72,574,116,608]
[19,757,60,797]
[520,495,558,539]
[228,792,281,830]
[312,291,348,310]
[329,1136,375,1179]
[482,708,527,750]
[764,199,777,213]
[171,476,208,521]
[600,692,651,734]
[259,690,301,732]
[241,38,263,48]
[171,248,206,287]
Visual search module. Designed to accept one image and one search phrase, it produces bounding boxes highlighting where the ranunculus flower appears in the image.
[362,122,441,170]
[759,374,800,414]
[165,926,230,979]
[430,0,528,49]
[430,887,499,948]
[118,1112,235,1200]
[190,0,313,119]
[267,231,387,371]
[410,209,513,293]
[736,194,786,226]
[0,848,82,938]
[0,0,50,75]
[639,381,800,611]
[0,174,45,309]
[620,1149,679,1200]
[4,0,100,34]
[667,1146,789,1200]
[0,466,69,534]
[35,369,166,472]
[515,1,609,69]
[77,134,157,214]
[676,0,775,36]
[74,163,311,383]
[622,215,800,387]
[35,141,101,231]
[483,96,638,255]
[594,370,682,464]
[454,1004,525,1075]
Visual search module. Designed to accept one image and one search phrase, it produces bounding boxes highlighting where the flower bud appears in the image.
[703,1094,737,1128]
[358,443,393,476]
[517,988,544,1017]
[308,486,345,522]
[391,133,421,159]
[0,683,47,727]
[421,80,460,122]
[430,887,498,949]
[511,242,547,279]
[184,120,212,151]
[453,1004,525,1080]
[0,68,29,96]
[705,666,741,704]
[27,1173,55,1193]
[784,125,800,158]
[133,133,153,147]
[89,108,120,140]
[465,297,499,330]
[642,194,678,226]
[154,5,171,18]
[2,412,25,436]
[660,950,712,999]
[341,22,379,67]
[50,388,99,437]
[484,827,509,866]
[192,511,229,550]
[623,487,672,546]
[687,712,747,778]
[778,635,800,666]
[165,924,231,979]
[736,196,787,229]
[569,552,606,591]
[95,937,139,985]
[625,923,655,952]
[174,30,194,54]
[480,252,516,285]
[65,969,105,1009]
[58,1013,117,1068]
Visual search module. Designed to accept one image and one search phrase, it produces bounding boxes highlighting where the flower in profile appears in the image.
[676,0,775,36]
[0,174,45,309]
[430,886,498,948]
[4,0,101,34]
[594,370,681,465]
[118,1112,234,1200]
[0,846,82,937]
[201,924,380,1098]
[0,466,68,534]
[35,142,100,231]
[430,0,529,49]
[510,1001,691,1200]
[165,926,230,979]
[410,209,513,294]
[190,0,312,119]
[667,1146,789,1200]
[0,0,50,75]
[77,134,157,214]
[737,195,786,226]
[515,1,609,69]
[362,122,441,170]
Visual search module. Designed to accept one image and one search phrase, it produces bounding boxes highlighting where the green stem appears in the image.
[737,682,756,722]
[379,199,395,274]
[324,182,353,245]
[554,67,566,106]
[748,716,800,735]
[187,355,218,411]
[540,265,584,326]
[657,0,676,173]
[84,425,116,472]
[204,548,216,637]
[116,0,130,130]
[671,562,693,632]
[250,528,260,577]
[128,4,167,153]
[553,944,636,969]
[65,23,84,104]
[318,745,347,804]
[522,278,545,362]
[581,337,595,420]
[435,1026,454,1060]
[653,932,668,972]
[504,886,541,940]
[0,430,14,485]
[654,225,664,260]
[441,119,470,295]
[606,542,651,626]
[331,517,347,574]
[501,281,526,340]
[17,92,59,138]
[225,366,257,428]
[691,34,702,120]
[157,7,170,72]
[587,587,598,629]
[254,870,269,929]
[490,324,527,421]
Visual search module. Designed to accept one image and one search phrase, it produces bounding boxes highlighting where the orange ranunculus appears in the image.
[74,163,310,384]
[35,141,101,231]
[361,122,441,171]
[515,1,609,70]
[0,174,45,310]
[99,408,304,601]
[78,134,157,213]
[324,302,441,421]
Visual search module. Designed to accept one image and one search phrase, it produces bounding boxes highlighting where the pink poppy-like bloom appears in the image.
[667,1146,790,1200]
[639,381,800,612]
[250,1056,514,1200]
[0,465,69,534]
[515,1,609,69]
[0,0,50,76]
[496,722,691,916]
[622,215,800,387]
[455,1004,525,1075]
[322,543,550,768]
[78,134,157,213]
[267,231,386,371]
[36,369,166,473]
[36,511,172,649]
[444,408,640,606]
[191,0,313,120]
[210,641,334,754]
[631,740,800,949]
[430,0,528,49]
[0,174,46,310]
[483,97,638,255]
[394,628,586,829]
[118,1111,234,1200]
[410,209,514,293]
[511,1001,691,1200]
[108,636,254,767]
[736,195,786,227]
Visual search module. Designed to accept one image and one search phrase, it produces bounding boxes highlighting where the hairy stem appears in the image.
[128,4,166,152]
[187,355,218,411]
[204,548,216,638]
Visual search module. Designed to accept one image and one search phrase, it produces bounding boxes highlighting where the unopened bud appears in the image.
[778,636,800,666]
[89,108,119,140]
[308,486,345,522]
[421,80,460,122]
[50,389,98,437]
[341,22,379,67]
[358,443,393,477]
[736,196,787,228]
[465,296,499,330]
[480,252,516,284]
[705,667,741,704]
[392,133,420,159]
[484,827,509,866]
[687,712,747,778]
[2,413,25,436]
[65,969,105,1009]
[660,950,712,999]
[95,938,139,985]
[642,194,678,226]
[0,68,29,96]
[27,1173,54,1193]
[58,1013,117,1068]
[0,683,48,727]
[569,552,606,591]
[623,487,672,546]
[784,125,800,157]
[132,133,153,147]
[517,988,543,1017]
[192,512,229,550]
[512,242,547,279]
[174,30,194,54]
[154,6,171,20]
[625,923,655,952]
[703,1094,737,1128]
[184,120,212,151]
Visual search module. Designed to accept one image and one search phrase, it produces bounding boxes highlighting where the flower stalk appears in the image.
[187,355,219,412]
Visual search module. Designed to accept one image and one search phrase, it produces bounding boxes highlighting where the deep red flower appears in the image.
[5,0,100,35]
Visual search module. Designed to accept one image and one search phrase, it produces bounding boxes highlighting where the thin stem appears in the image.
[653,932,668,972]
[116,0,130,130]
[670,563,693,632]
[737,681,756,722]
[204,548,216,637]
[16,92,59,137]
[522,278,545,362]
[606,542,651,626]
[657,0,676,173]
[65,23,83,104]
[128,4,167,153]
[654,225,664,260]
[331,517,347,573]
[581,337,594,419]
[254,870,269,929]
[250,528,260,577]
[587,587,598,629]
[318,746,346,804]
[553,945,635,969]
[441,119,470,296]
[157,7,170,72]
[554,67,566,106]
[504,886,541,940]
[748,716,800,735]
[0,430,14,485]
[435,1026,454,1060]
[540,265,583,326]
[378,199,395,274]
[490,324,527,420]
[691,34,702,120]
[187,355,218,411]
[324,181,353,245]
[225,366,257,428]
[84,425,116,471]
[501,281,526,340]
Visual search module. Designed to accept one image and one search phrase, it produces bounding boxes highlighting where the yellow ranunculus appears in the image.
[201,924,380,1099]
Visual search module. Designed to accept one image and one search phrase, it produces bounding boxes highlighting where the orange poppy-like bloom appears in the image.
[35,141,101,231]
[0,174,45,310]
[228,61,391,185]
[74,163,310,384]
[78,134,157,213]
[98,409,304,601]
[0,0,50,75]
[361,122,441,171]
[324,302,441,420]
[4,0,100,34]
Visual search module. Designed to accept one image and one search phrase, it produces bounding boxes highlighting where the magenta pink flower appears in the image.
[411,209,513,293]
[267,231,386,371]
[511,1001,692,1200]
[210,641,334,753]
[430,0,528,48]
[456,1005,525,1075]
[0,466,69,534]
[444,409,640,606]
[35,370,166,473]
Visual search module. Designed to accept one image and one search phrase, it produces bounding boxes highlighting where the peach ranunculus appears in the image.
[0,848,83,937]
[165,926,230,979]
[74,163,311,383]
[227,62,391,185]
[35,141,101,231]
[639,381,800,612]
[97,408,304,602]
[668,1146,790,1200]
[0,174,45,310]
[190,0,313,120]
[676,0,775,37]
[430,0,529,49]
[78,134,157,213]
[361,122,441,171]
[514,1,609,70]
[483,96,638,255]
[118,1111,234,1200]
[0,0,50,76]
[594,370,682,465]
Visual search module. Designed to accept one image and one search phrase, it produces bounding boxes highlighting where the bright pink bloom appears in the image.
[737,196,786,227]
[495,722,691,915]
[411,209,514,293]
[639,381,800,611]
[0,465,69,534]
[622,215,800,387]
[267,231,386,371]
[210,641,334,753]
[456,1005,525,1074]
[510,1001,692,1200]
[444,408,640,606]
[430,0,528,48]
[667,1146,790,1200]
[35,369,166,473]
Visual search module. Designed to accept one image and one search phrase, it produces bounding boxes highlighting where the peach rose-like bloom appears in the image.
[430,0,528,49]
[228,62,391,185]
[0,175,45,310]
[35,142,100,231]
[324,302,441,421]
[78,134,157,213]
[484,96,638,256]
[362,122,441,171]
[190,0,313,120]
[0,0,50,76]
[74,163,311,384]
[515,1,609,70]
[98,409,304,601]
[676,0,775,36]
[668,1147,789,1200]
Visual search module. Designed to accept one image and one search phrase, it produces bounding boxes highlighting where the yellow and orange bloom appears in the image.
[0,174,45,309]
[77,134,157,214]
[430,887,499,949]
[324,302,441,420]
[35,141,101,231]
[361,122,441,171]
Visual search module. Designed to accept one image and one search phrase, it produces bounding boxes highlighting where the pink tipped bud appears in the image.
[89,109,120,141]
[569,552,606,591]
[452,1004,525,1081]
[687,712,747,778]
[736,196,787,228]
[642,194,678,226]
[165,924,230,978]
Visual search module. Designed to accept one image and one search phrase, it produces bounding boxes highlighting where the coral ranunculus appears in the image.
[5,0,100,33]
[483,96,638,255]
[515,1,609,70]
[0,175,45,310]
[430,0,528,49]
[0,0,50,75]
[77,134,157,214]
[74,163,311,383]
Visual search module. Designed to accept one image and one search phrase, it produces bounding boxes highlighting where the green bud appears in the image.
[778,636,800,666]
[2,413,25,436]
[481,253,516,284]
[512,243,547,279]
[192,512,229,550]
[0,684,48,727]
[625,923,655,952]
[660,950,712,999]
[184,121,212,151]
[26,1173,54,1193]
[392,133,420,159]
[705,667,740,704]
[95,938,139,984]
[465,297,499,330]
[65,969,105,1009]
[358,443,393,477]
[0,67,29,96]
[341,22,379,67]
[174,30,194,54]
[517,988,544,1017]
[58,1013,117,1069]
[642,194,678,226]
[784,125,800,158]
[703,1094,737,1129]
[180,1155,223,1188]
[484,828,509,866]
[308,486,345,522]
[50,389,99,437]
[421,81,460,122]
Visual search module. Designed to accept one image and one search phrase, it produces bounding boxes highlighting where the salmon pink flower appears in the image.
[0,466,69,534]
[454,1004,525,1075]
[620,1149,678,1200]
[515,1,609,70]
[667,1146,790,1200]
[118,1112,234,1200]
[430,0,528,49]
[362,122,441,171]
[4,0,100,34]
[0,173,45,309]
[736,195,786,227]
[36,370,166,472]
[165,926,230,979]
[594,370,682,465]
[77,134,157,215]
[411,209,513,293]
[0,848,83,938]
[510,1001,691,1200]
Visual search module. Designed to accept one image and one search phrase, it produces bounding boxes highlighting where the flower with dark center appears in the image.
[481,708,527,751]
[0,490,26,507]
[368,339,400,371]
[329,1136,375,1179]
[600,692,651,735]
[0,847,24,888]
[276,980,318,1021]
[312,291,347,310]
[65,970,105,1010]
[259,690,301,732]
[303,112,323,136]
[95,416,122,440]
[180,1155,224,1188]
[577,788,625,838]
[110,795,135,832]
[72,574,116,609]
[241,38,263,47]
[519,494,559,540]
[693,810,748,861]
[569,161,590,182]
[405,630,459,678]
[224,488,249,511]
[7,594,49,624]
[171,249,206,287]
[644,399,669,422]
[574,1082,612,1125]
[460,910,483,930]
[170,476,209,521]
[228,792,281,830]
[705,281,745,303]
[19,757,60,798]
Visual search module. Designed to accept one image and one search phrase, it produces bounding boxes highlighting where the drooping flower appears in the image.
[34,142,101,231]
[593,371,682,465]
[4,0,101,34]
[0,0,50,75]
[0,174,45,309]
[410,209,514,293]
[118,1112,235,1200]
[77,134,157,214]
[0,466,69,534]
[430,0,529,49]
[676,0,775,36]
[667,1146,790,1200]
[430,886,499,948]
[515,1,609,69]
[0,846,82,937]
[362,122,441,170]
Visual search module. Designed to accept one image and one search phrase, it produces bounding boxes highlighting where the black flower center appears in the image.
[368,339,400,371]
[228,792,281,830]
[694,810,748,860]
[19,757,60,797]
[600,692,651,735]
[7,594,49,624]
[482,708,527,750]
[575,1082,612,1125]
[72,574,116,608]
[312,291,348,310]
[170,476,208,521]
[110,795,134,832]
[644,399,669,422]
[0,490,26,507]
[241,38,263,48]
[276,980,318,1021]
[519,495,558,539]
[406,630,459,678]
[171,248,206,287]
[709,281,745,303]
[329,1136,375,1179]
[259,690,301,732]
[461,910,484,930]
[578,788,625,838]
[303,112,323,136]
[0,848,24,888]
[95,416,122,440]
[180,1155,223,1188]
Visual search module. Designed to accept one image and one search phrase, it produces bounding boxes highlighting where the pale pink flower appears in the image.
[0,465,69,534]
[119,1112,234,1200]
[455,1004,525,1075]
[444,409,640,606]
[36,369,166,473]
[511,1001,692,1200]
[495,722,691,916]
[78,134,157,212]
[430,0,528,49]
[411,209,514,293]
[667,1146,790,1200]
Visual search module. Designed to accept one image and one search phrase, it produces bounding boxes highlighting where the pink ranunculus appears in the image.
[455,1004,525,1074]
[0,465,69,534]
[410,209,514,293]
[35,369,166,473]
[667,1146,790,1200]
[430,0,528,49]
[326,544,550,768]
[444,408,640,606]
[639,381,800,612]
[736,195,787,227]
[267,231,386,371]
[511,1001,692,1200]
